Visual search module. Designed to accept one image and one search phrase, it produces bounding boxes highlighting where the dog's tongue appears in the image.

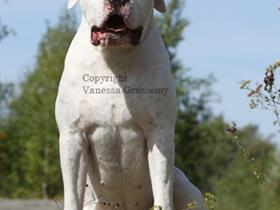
[105,26,126,33]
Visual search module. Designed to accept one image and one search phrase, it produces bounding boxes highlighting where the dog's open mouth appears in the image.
[91,14,143,46]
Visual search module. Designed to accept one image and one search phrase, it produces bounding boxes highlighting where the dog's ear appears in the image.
[68,0,79,9]
[154,0,166,13]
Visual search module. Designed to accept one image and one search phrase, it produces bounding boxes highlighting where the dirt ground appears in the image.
[0,200,62,210]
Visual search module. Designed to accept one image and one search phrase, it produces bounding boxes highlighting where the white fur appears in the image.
[68,0,167,13]
[56,0,205,210]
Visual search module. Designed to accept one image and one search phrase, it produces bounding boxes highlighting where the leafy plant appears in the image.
[240,60,280,129]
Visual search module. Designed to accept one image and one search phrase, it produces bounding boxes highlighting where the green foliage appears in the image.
[0,82,13,117]
[176,117,232,191]
[157,3,222,192]
[0,81,13,183]
[232,60,280,210]
[204,193,216,210]
[156,0,188,82]
[240,60,280,127]
[157,3,223,192]
[186,192,216,210]
[0,11,76,198]
[157,3,280,210]
[214,124,279,210]
[156,0,214,105]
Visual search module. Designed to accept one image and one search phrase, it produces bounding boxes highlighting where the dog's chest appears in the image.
[77,95,149,185]
[58,64,161,179]
[77,87,149,128]
[90,124,146,171]
[77,88,147,140]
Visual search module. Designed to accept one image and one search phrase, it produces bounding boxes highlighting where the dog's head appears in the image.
[68,0,166,47]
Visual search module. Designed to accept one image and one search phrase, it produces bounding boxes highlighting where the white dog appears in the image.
[55,0,205,210]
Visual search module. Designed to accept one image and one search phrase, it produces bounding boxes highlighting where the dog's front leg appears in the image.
[59,131,88,210]
[147,128,175,210]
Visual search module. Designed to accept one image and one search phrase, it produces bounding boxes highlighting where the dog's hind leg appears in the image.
[173,167,205,210]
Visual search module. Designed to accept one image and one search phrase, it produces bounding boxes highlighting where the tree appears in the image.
[157,5,280,210]
[0,0,12,42]
[0,82,13,118]
[0,20,10,41]
[0,82,13,193]
[157,0,226,191]
[213,125,279,210]
[0,11,77,198]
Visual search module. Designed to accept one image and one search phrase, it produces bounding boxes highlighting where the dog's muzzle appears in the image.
[91,14,143,47]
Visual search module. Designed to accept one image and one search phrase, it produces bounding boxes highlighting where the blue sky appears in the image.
[0,0,280,144]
